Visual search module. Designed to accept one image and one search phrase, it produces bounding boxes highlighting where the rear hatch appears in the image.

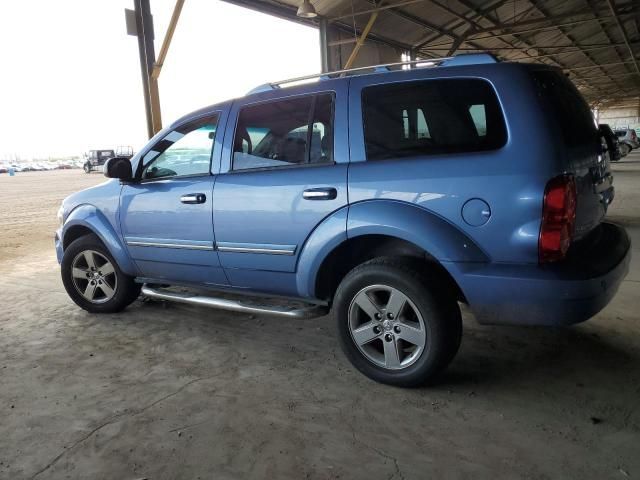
[531,69,613,240]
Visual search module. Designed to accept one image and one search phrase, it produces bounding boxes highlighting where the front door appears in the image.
[120,113,228,286]
[213,83,349,295]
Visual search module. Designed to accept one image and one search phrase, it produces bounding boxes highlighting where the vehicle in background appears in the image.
[84,148,134,173]
[615,128,639,156]
[84,150,116,173]
[55,56,629,387]
[0,166,7,174]
[599,124,621,161]
[116,146,134,158]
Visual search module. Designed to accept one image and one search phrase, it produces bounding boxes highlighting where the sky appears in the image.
[0,0,320,160]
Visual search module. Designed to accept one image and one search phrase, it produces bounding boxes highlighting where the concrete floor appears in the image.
[1,155,639,479]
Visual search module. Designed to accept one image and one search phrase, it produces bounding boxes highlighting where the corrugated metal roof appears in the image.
[223,0,640,109]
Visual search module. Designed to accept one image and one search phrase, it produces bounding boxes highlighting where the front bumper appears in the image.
[450,222,631,326]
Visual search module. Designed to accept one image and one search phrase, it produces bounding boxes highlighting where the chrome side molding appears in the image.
[125,237,214,250]
[216,242,296,255]
[141,285,328,319]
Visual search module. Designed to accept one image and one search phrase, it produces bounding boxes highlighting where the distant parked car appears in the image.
[599,124,621,161]
[0,166,7,174]
[615,128,639,156]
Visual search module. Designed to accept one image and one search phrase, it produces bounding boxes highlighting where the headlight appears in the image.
[57,205,65,227]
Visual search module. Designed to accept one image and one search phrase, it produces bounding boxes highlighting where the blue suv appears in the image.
[56,55,630,387]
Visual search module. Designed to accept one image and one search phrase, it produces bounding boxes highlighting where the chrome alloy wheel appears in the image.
[348,284,427,370]
[71,250,117,304]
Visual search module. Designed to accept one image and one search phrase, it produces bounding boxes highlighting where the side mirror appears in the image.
[104,157,133,182]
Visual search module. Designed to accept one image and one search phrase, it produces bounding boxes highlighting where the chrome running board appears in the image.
[141,285,328,319]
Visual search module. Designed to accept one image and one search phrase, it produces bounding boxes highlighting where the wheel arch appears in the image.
[297,200,487,301]
[313,234,465,303]
[62,204,137,276]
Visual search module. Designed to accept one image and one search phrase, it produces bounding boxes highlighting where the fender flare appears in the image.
[62,204,137,276]
[296,200,488,299]
[296,207,348,298]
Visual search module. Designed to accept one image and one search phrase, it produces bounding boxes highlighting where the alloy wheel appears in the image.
[348,284,427,370]
[71,250,117,304]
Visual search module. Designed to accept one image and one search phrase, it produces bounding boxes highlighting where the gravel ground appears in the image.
[0,160,639,479]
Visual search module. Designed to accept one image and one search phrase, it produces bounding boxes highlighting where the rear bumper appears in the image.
[449,222,630,326]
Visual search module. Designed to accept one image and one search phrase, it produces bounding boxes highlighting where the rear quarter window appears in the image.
[531,70,598,147]
[361,78,507,161]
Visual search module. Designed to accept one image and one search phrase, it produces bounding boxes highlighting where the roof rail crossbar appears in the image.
[246,53,498,95]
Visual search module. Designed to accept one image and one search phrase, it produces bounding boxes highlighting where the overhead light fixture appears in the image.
[297,0,317,18]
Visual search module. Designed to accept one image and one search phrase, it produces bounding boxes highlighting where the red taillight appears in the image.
[539,175,577,263]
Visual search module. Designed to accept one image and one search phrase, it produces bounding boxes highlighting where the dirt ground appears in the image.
[0,170,105,264]
[0,160,639,479]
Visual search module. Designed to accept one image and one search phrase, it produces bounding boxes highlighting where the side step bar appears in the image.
[141,285,328,319]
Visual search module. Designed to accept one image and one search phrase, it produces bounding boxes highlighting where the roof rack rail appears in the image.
[246,53,498,95]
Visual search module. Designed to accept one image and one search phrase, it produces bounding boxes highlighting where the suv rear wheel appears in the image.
[83,163,91,173]
[61,234,140,313]
[334,257,462,387]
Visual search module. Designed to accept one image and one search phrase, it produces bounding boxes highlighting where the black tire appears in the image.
[61,234,140,313]
[84,163,91,173]
[333,257,462,387]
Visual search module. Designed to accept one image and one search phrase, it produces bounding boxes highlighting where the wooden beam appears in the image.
[151,0,186,80]
[343,9,380,69]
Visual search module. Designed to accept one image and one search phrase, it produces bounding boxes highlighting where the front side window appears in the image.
[362,79,507,161]
[232,93,334,171]
[142,114,218,180]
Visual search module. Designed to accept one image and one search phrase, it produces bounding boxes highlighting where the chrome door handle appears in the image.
[303,188,337,200]
[180,193,206,204]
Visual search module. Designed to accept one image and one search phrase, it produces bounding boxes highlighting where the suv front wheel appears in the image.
[61,234,140,313]
[334,257,462,387]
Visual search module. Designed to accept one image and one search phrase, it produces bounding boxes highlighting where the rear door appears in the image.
[120,112,228,286]
[531,70,613,239]
[213,83,349,295]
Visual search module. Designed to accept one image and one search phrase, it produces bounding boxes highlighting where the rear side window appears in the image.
[232,93,334,171]
[362,79,507,161]
[532,70,597,147]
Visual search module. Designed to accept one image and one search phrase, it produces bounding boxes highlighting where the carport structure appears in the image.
[132,0,640,136]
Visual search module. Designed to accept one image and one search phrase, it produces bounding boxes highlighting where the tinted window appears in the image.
[532,70,597,147]
[142,115,218,180]
[362,79,506,161]
[233,93,334,171]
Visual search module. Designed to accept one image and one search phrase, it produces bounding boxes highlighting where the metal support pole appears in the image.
[133,0,162,138]
[408,48,416,69]
[319,18,329,73]
[133,0,155,139]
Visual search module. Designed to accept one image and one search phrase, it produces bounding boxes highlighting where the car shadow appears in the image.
[129,298,638,396]
[438,318,639,393]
